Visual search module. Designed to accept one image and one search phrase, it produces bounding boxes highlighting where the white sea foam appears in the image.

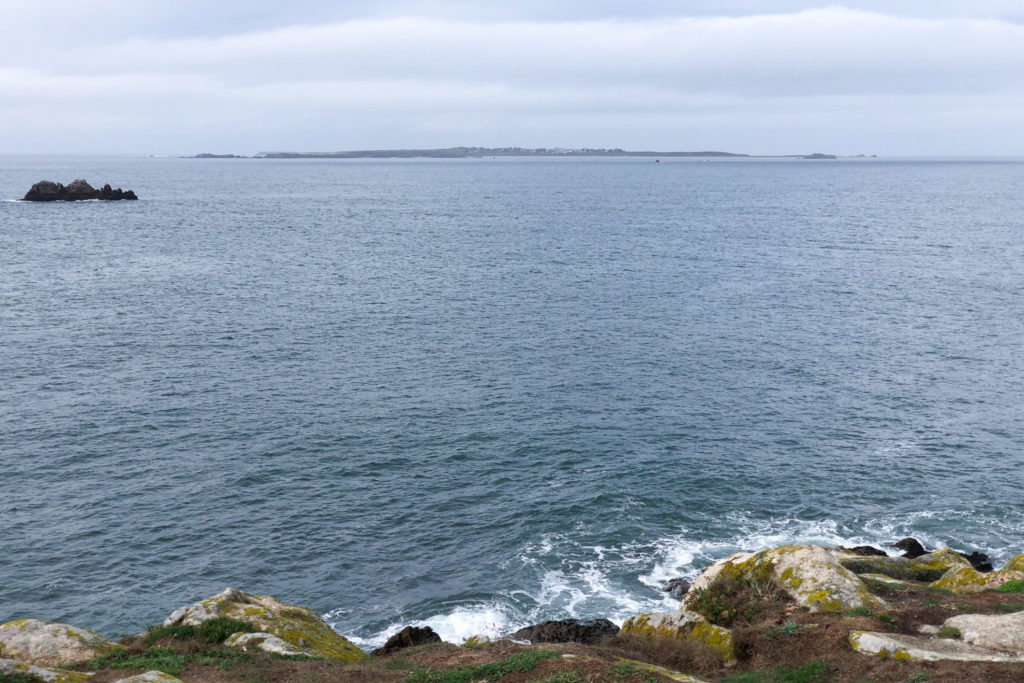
[341,511,1024,649]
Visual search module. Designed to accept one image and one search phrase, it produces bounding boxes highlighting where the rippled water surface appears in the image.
[2,156,1023,645]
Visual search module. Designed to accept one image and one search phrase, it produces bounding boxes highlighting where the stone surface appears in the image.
[23,179,138,201]
[0,657,92,682]
[620,611,735,665]
[850,630,1024,662]
[461,634,491,647]
[163,587,365,662]
[841,547,971,582]
[370,626,442,656]
[662,578,691,600]
[944,611,1024,653]
[616,658,712,682]
[685,545,884,613]
[891,538,929,558]
[224,632,310,657]
[510,619,618,645]
[1004,553,1024,572]
[0,618,124,667]
[859,573,914,587]
[930,567,1024,593]
[111,672,183,683]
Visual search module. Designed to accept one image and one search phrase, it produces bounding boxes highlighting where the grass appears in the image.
[876,614,898,630]
[143,617,256,646]
[401,649,560,682]
[922,598,941,608]
[842,607,873,617]
[723,659,830,683]
[689,562,789,627]
[998,603,1024,613]
[86,646,188,675]
[0,674,37,683]
[926,587,953,596]
[766,621,802,639]
[936,627,960,639]
[995,580,1024,594]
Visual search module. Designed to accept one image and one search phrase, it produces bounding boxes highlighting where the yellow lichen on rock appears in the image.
[1004,553,1024,573]
[930,567,1024,594]
[0,656,93,682]
[621,611,736,665]
[841,547,970,582]
[0,618,125,667]
[163,588,365,662]
[684,545,884,614]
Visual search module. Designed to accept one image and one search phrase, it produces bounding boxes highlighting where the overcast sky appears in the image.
[2,1,1023,155]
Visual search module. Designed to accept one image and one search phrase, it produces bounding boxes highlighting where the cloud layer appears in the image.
[2,6,1023,154]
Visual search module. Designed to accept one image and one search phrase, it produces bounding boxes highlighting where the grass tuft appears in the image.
[936,626,960,639]
[723,659,830,683]
[995,580,1024,594]
[690,562,789,627]
[402,649,560,683]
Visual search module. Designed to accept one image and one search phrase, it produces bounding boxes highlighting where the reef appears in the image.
[22,179,138,201]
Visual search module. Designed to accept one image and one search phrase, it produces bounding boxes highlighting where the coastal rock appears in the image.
[890,539,992,571]
[510,619,618,645]
[615,658,713,682]
[944,610,1024,652]
[929,567,1024,593]
[662,577,691,600]
[849,630,1024,663]
[22,179,138,201]
[891,538,929,559]
[370,626,442,656]
[111,672,183,683]
[841,547,971,582]
[848,546,888,557]
[685,545,884,613]
[0,618,124,667]
[0,657,92,682]
[1004,553,1024,572]
[225,632,310,657]
[162,587,365,662]
[620,611,735,665]
[461,634,491,647]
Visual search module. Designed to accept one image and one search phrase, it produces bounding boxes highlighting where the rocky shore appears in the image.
[4,541,1024,682]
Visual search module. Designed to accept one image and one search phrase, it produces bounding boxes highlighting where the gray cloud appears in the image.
[2,5,1023,154]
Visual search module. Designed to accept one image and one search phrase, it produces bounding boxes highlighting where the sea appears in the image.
[2,155,1023,648]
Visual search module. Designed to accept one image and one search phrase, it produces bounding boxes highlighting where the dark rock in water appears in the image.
[662,577,691,600]
[891,538,928,559]
[849,545,889,557]
[962,551,994,573]
[370,625,441,656]
[891,538,993,572]
[23,179,138,201]
[511,618,619,645]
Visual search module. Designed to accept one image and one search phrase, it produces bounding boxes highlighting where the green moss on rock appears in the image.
[841,548,970,582]
[162,588,365,662]
[621,611,736,665]
[930,567,1024,594]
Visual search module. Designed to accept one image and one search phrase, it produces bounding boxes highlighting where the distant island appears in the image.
[187,147,872,160]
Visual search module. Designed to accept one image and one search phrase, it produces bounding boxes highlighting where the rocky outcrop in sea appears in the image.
[22,179,138,201]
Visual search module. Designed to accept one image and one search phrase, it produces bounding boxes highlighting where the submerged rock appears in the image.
[162,587,365,662]
[511,619,619,645]
[371,625,442,656]
[23,179,138,201]
[621,611,735,665]
[0,618,124,667]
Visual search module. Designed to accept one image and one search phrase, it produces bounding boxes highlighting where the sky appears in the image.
[2,1,1023,155]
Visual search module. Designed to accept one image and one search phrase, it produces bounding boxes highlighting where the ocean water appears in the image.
[2,156,1023,647]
